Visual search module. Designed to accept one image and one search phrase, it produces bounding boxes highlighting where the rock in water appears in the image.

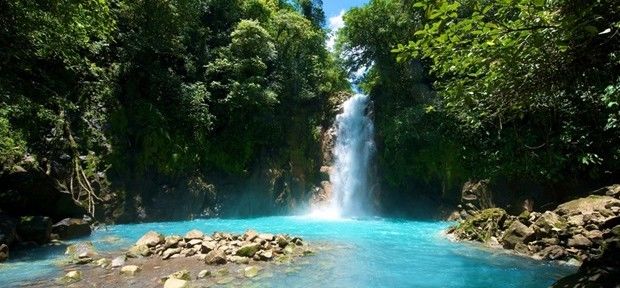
[120,265,141,276]
[184,229,204,239]
[197,269,211,279]
[58,271,81,284]
[501,220,535,249]
[244,266,260,278]
[127,244,151,258]
[205,249,227,265]
[0,244,8,262]
[164,278,189,288]
[65,242,97,262]
[51,218,91,239]
[236,243,260,257]
[110,255,126,268]
[136,231,164,247]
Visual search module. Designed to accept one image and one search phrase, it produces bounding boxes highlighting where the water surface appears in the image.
[0,216,575,287]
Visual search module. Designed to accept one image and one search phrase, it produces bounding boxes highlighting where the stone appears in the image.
[201,241,216,253]
[216,276,234,285]
[164,278,189,288]
[17,216,52,244]
[169,269,191,281]
[533,211,566,233]
[284,245,295,254]
[111,255,126,268]
[236,243,260,257]
[95,258,110,268]
[555,196,620,220]
[244,230,258,241]
[51,218,91,240]
[584,229,604,241]
[136,231,164,247]
[258,233,274,241]
[229,255,250,264]
[127,244,151,258]
[59,270,81,284]
[244,266,260,278]
[205,249,227,265]
[187,239,202,246]
[258,249,273,260]
[65,242,97,261]
[276,235,289,248]
[538,245,566,260]
[501,220,535,249]
[0,244,8,262]
[162,247,182,260]
[185,229,204,239]
[197,269,211,279]
[568,234,593,248]
[164,235,182,248]
[120,265,141,276]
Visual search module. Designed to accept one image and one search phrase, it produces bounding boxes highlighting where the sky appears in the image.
[323,0,369,50]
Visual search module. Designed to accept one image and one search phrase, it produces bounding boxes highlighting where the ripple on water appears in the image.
[0,216,576,288]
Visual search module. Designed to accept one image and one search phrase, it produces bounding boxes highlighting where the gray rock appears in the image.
[501,220,535,249]
[197,269,211,279]
[111,255,126,268]
[65,242,97,261]
[533,211,566,233]
[126,244,151,258]
[120,265,141,276]
[276,235,288,248]
[164,235,182,248]
[538,245,566,260]
[162,247,182,259]
[135,231,163,247]
[228,255,250,264]
[51,218,91,240]
[244,230,258,241]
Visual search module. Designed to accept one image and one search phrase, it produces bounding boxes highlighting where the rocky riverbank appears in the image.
[33,229,313,287]
[447,185,620,286]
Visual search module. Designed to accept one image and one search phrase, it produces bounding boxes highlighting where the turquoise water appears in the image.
[0,216,575,287]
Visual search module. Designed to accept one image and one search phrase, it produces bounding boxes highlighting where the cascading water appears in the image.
[326,93,375,217]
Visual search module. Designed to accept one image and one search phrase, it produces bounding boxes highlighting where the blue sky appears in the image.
[323,0,369,49]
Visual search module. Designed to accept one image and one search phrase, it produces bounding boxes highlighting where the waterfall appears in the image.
[328,93,375,217]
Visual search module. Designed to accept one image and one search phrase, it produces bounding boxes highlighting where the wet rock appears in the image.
[17,216,52,244]
[568,234,593,248]
[120,265,141,276]
[228,255,250,264]
[111,255,126,268]
[501,220,535,249]
[538,245,566,260]
[197,269,211,279]
[236,243,260,257]
[450,208,507,243]
[244,266,260,278]
[205,249,227,265]
[51,218,91,240]
[257,249,273,260]
[184,229,204,240]
[216,276,234,285]
[95,258,111,268]
[136,231,164,247]
[164,278,189,288]
[0,244,8,262]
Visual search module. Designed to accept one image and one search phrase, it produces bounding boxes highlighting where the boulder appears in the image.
[164,278,189,288]
[185,229,204,239]
[135,231,163,247]
[0,244,8,262]
[567,234,593,248]
[450,208,507,243]
[17,216,52,244]
[164,235,182,248]
[244,266,260,278]
[162,247,182,260]
[120,265,141,276]
[276,235,289,248]
[228,255,250,264]
[127,244,151,258]
[65,242,97,261]
[257,249,273,260]
[244,230,258,241]
[51,218,91,239]
[538,245,566,260]
[533,211,566,233]
[58,270,81,284]
[552,236,620,287]
[501,220,535,249]
[111,255,126,268]
[95,258,111,268]
[555,196,620,220]
[236,243,260,257]
[205,249,227,265]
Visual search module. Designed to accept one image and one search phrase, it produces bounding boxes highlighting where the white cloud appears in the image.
[326,10,345,51]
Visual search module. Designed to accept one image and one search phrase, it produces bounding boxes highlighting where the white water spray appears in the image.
[314,93,375,218]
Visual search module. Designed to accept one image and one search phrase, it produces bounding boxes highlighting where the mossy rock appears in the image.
[451,208,507,243]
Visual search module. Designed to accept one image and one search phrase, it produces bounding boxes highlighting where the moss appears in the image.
[452,208,507,242]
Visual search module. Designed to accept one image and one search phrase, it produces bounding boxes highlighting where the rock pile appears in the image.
[448,192,620,264]
[126,229,310,265]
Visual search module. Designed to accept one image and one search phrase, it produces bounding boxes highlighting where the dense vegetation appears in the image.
[337,0,619,212]
[0,0,348,221]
